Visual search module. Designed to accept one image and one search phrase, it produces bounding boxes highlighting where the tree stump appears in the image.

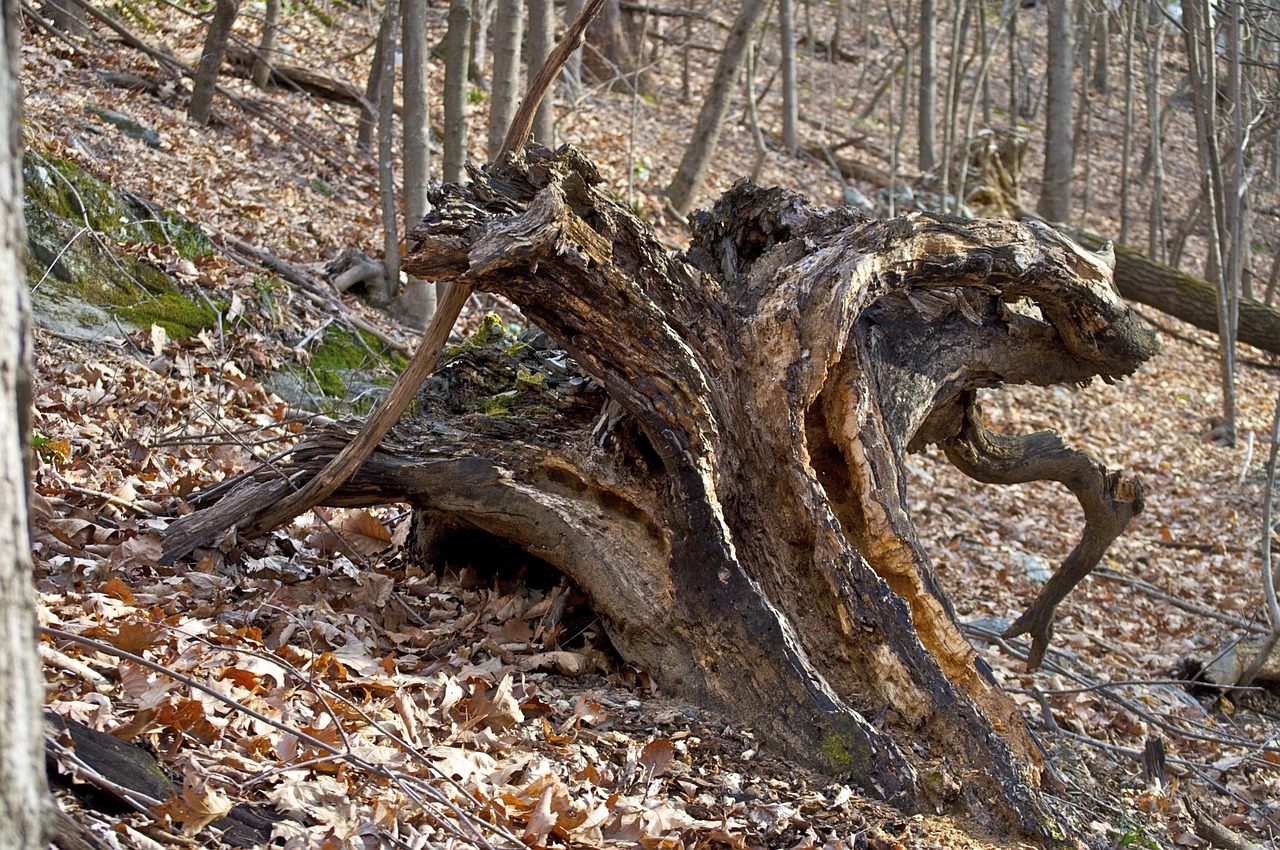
[163,146,1158,844]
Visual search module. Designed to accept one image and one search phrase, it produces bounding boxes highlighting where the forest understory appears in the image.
[16,0,1280,848]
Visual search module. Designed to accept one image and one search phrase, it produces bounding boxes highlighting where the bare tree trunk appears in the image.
[470,0,493,85]
[665,0,772,215]
[1182,0,1236,442]
[443,0,472,184]
[780,0,799,155]
[0,0,50,843]
[188,0,240,126]
[401,0,436,326]
[377,0,401,306]
[1037,0,1073,222]
[1144,3,1165,261]
[918,0,936,172]
[527,0,556,145]
[358,10,389,150]
[1090,0,1109,93]
[251,0,281,89]
[487,0,524,159]
[1118,0,1137,244]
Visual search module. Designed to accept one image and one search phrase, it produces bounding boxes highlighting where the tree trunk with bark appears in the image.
[1037,0,1073,222]
[443,0,472,185]
[188,0,239,126]
[487,0,524,159]
[1,0,50,843]
[665,0,770,215]
[164,147,1159,845]
[401,0,436,327]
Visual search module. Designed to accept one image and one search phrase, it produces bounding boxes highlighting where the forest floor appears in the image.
[16,2,1280,849]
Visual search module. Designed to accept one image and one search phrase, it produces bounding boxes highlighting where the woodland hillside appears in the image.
[10,0,1280,848]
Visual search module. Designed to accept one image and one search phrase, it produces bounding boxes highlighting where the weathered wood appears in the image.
[165,147,1159,844]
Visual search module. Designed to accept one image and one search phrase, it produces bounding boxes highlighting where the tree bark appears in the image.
[251,0,280,90]
[918,0,937,173]
[1037,0,1073,222]
[780,0,798,155]
[188,0,240,126]
[526,0,556,146]
[358,9,390,150]
[1,0,51,843]
[165,147,1158,845]
[665,0,771,215]
[376,0,400,306]
[401,0,436,327]
[443,0,472,185]
[487,0,524,159]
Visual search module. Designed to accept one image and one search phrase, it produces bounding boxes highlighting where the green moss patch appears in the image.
[23,152,219,339]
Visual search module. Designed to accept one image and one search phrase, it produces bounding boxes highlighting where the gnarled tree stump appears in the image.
[163,146,1158,844]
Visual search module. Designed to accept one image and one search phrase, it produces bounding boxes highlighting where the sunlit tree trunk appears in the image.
[251,0,281,89]
[0,0,50,843]
[487,0,524,159]
[665,0,770,215]
[401,0,436,326]
[443,0,472,184]
[188,0,240,126]
[918,0,937,172]
[1037,0,1073,222]
[1182,0,1236,442]
[527,0,555,145]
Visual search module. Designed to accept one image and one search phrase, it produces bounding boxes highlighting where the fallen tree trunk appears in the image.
[164,146,1158,844]
[1071,232,1280,357]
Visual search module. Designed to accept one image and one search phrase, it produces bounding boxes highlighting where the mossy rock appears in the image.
[23,152,219,339]
[272,325,410,415]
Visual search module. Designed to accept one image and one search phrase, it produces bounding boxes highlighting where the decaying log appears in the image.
[1071,232,1280,357]
[163,146,1158,844]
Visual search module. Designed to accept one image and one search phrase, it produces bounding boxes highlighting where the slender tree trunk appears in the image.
[470,0,493,85]
[443,0,472,184]
[251,0,281,90]
[1037,0,1074,222]
[564,0,585,98]
[1007,2,1019,118]
[1091,0,1109,93]
[0,0,50,843]
[358,10,389,150]
[487,0,524,159]
[401,0,436,326]
[680,8,691,102]
[1182,0,1236,442]
[1144,4,1165,261]
[527,0,556,145]
[918,0,937,172]
[377,0,401,306]
[665,0,771,215]
[780,0,799,155]
[188,0,240,126]
[1118,0,1137,244]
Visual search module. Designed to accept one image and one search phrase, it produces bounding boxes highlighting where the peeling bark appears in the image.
[164,147,1158,845]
